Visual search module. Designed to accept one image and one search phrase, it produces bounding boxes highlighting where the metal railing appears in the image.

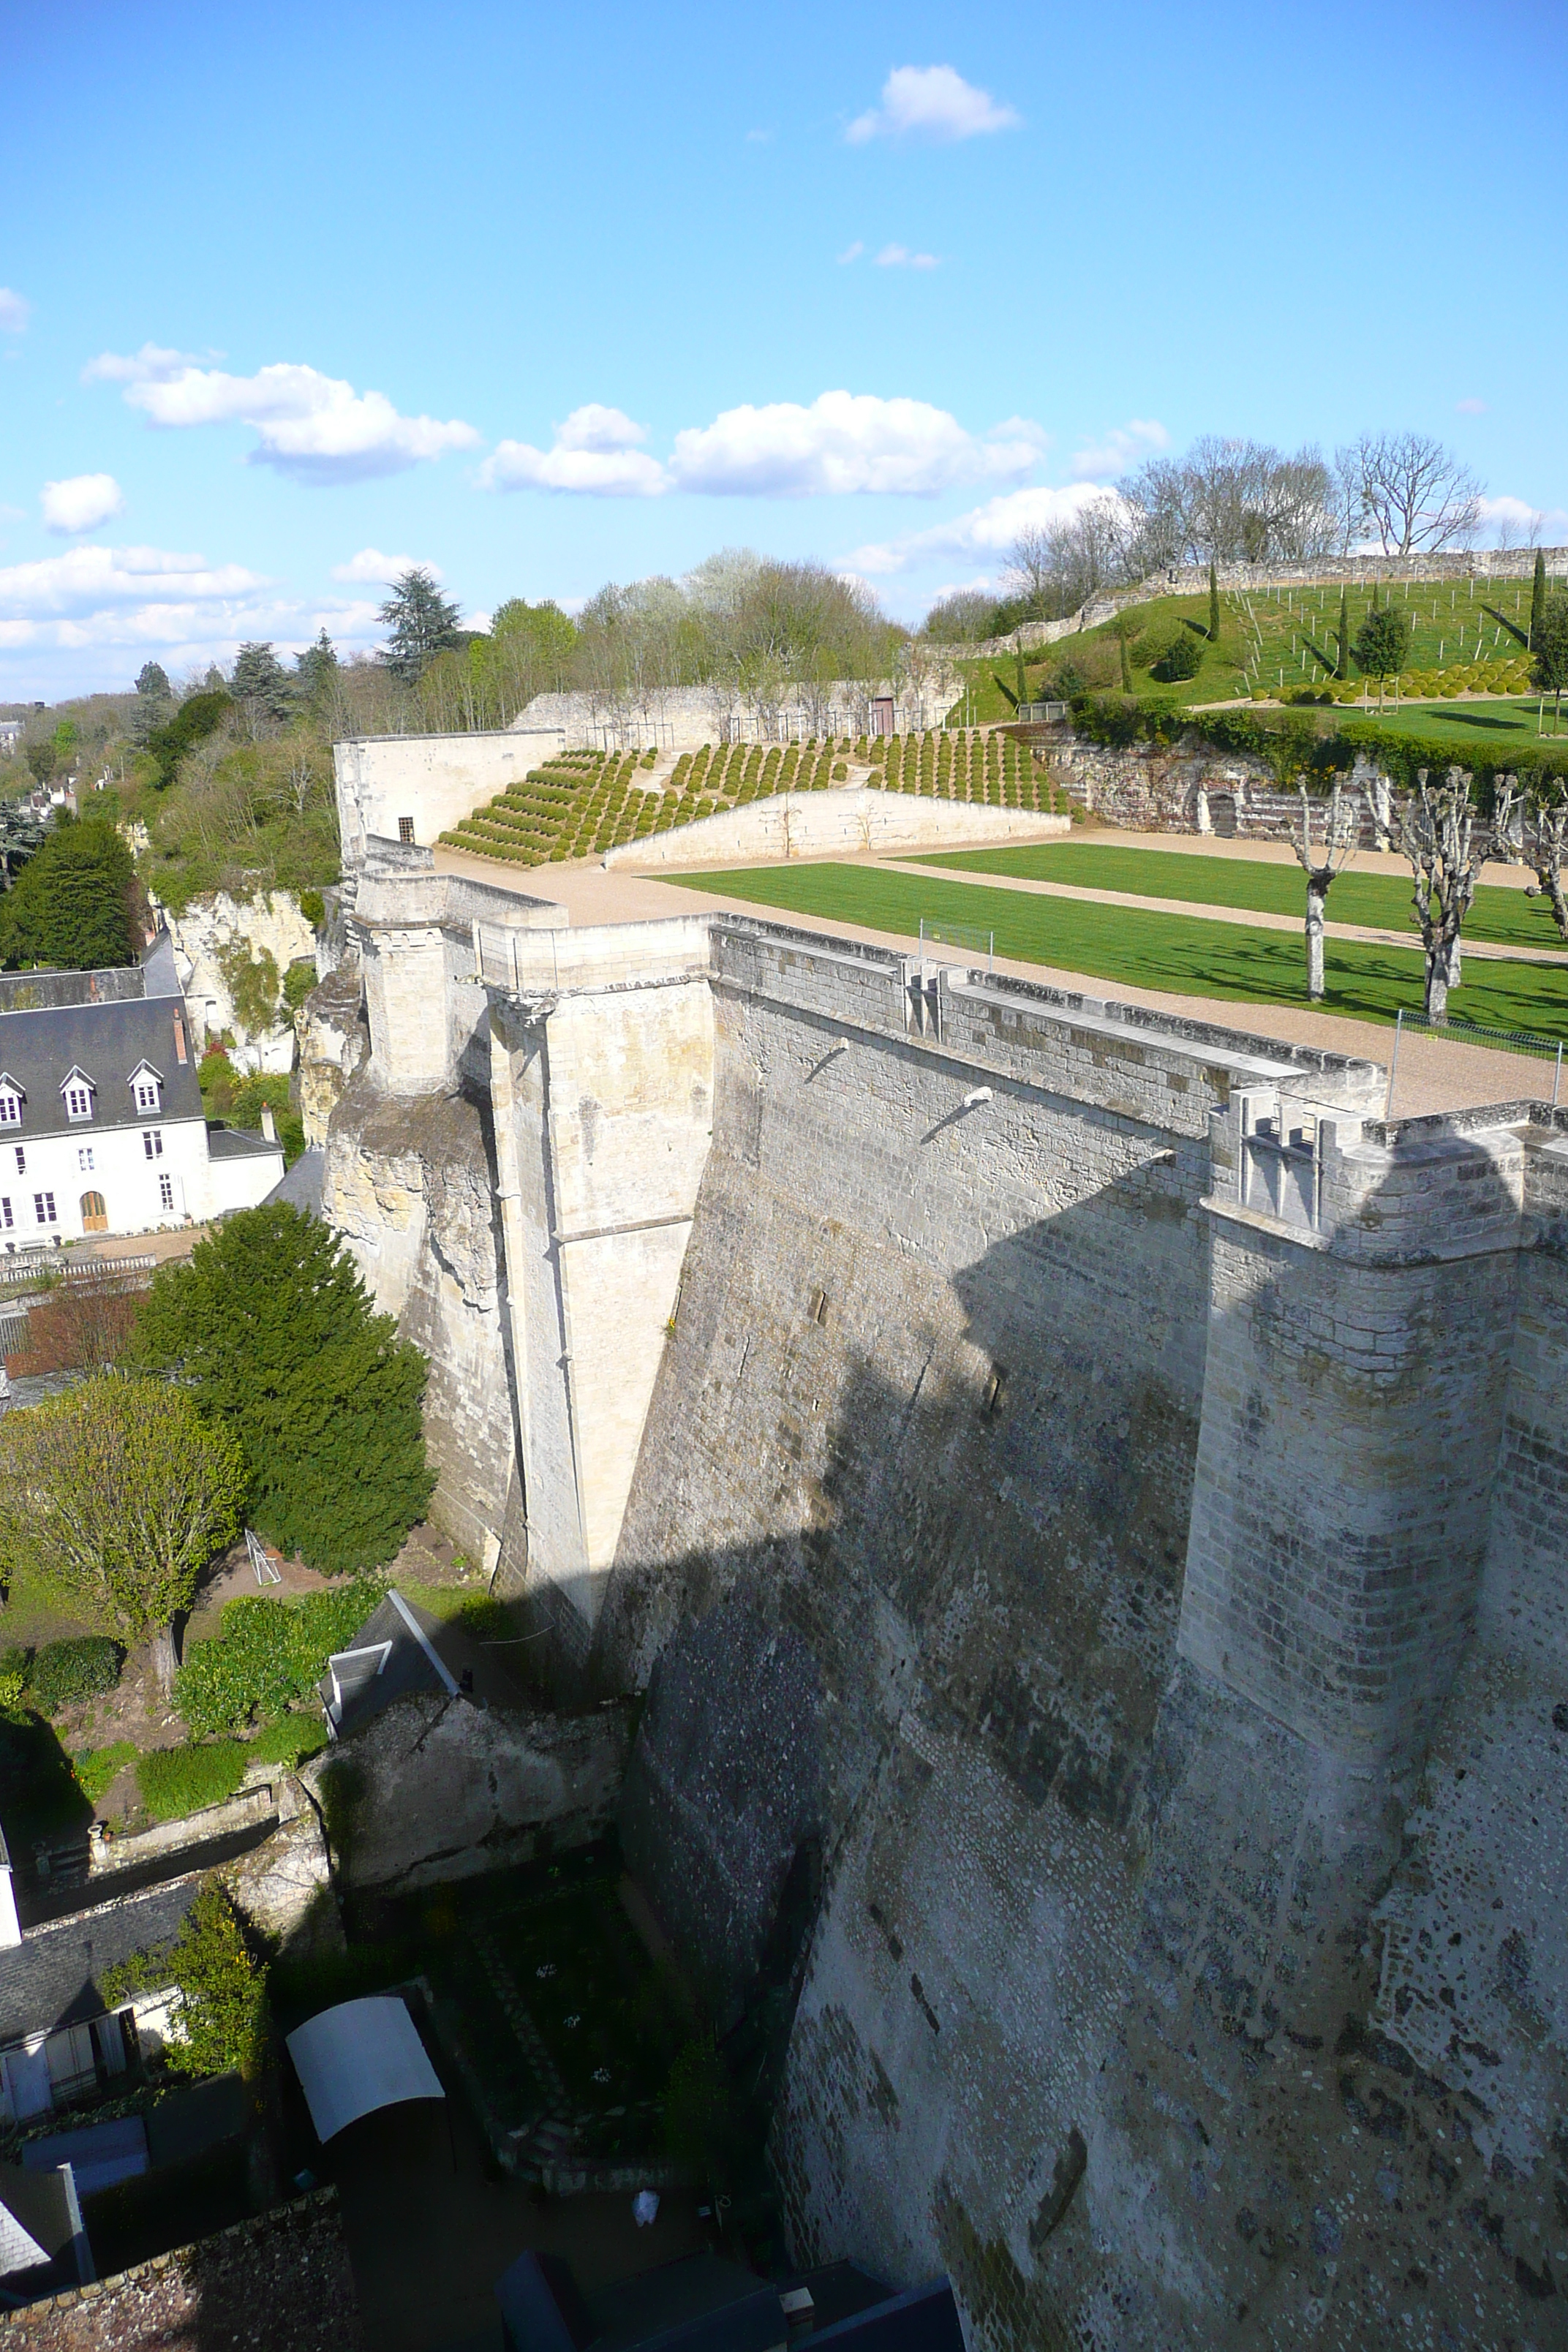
[1384,1009,1566,1121]
[0,1251,157,1288]
[1015,702,1070,725]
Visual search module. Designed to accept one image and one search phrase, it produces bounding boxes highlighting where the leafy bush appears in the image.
[282,958,317,1016]
[29,1637,121,1714]
[174,1581,382,1735]
[72,1741,137,1807]
[247,1715,328,1768]
[1151,632,1204,683]
[0,1648,27,1713]
[160,1884,268,2078]
[298,889,326,929]
[137,1740,249,1823]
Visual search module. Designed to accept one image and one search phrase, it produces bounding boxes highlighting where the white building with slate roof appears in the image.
[0,943,283,1251]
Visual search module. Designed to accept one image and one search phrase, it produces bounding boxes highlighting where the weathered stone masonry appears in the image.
[324,852,1568,2352]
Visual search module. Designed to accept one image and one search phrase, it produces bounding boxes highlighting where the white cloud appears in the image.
[0,543,267,618]
[848,481,1120,576]
[479,404,667,496]
[1456,397,1488,415]
[40,474,126,535]
[1477,494,1568,545]
[746,127,773,144]
[837,241,865,265]
[875,244,940,271]
[669,392,1040,498]
[0,289,31,334]
[85,348,480,483]
[1070,418,1169,478]
[846,65,1019,146]
[331,547,443,584]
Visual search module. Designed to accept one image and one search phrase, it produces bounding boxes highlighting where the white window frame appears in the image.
[34,1191,56,1226]
[0,1093,19,1129]
[61,1071,94,1123]
[143,1128,163,1161]
[130,1065,163,1115]
[12,1146,23,1175]
[78,1146,94,1172]
[0,1197,11,1230]
[157,1172,175,1212]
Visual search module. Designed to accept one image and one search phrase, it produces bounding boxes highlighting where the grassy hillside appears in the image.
[960,576,1542,724]
[437,731,1069,867]
[668,862,1568,1038]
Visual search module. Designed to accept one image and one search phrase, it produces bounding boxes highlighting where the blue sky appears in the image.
[1,0,1564,698]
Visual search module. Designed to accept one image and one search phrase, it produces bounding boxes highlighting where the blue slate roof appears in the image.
[0,1876,200,2048]
[0,995,202,1141]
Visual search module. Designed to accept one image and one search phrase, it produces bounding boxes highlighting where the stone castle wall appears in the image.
[320,879,1568,2351]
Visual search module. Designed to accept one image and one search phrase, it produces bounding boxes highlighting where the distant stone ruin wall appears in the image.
[604,784,1068,869]
[1042,734,1395,843]
[515,676,962,752]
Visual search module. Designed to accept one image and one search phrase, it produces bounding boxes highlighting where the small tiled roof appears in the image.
[0,1876,200,2047]
[0,997,201,1142]
[207,1124,284,1162]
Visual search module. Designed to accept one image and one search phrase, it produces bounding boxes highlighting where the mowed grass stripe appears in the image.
[905,841,1567,955]
[674,862,1568,1035]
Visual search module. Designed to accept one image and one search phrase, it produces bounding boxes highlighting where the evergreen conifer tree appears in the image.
[0,816,138,970]
[1208,562,1221,642]
[1530,549,1548,650]
[379,568,464,683]
[135,661,171,704]
[1336,585,1351,679]
[130,1204,436,1574]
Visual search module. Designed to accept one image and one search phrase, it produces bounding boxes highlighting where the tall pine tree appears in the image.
[1335,585,1351,679]
[1208,562,1221,642]
[1530,549,1548,650]
[379,568,463,683]
[0,817,138,970]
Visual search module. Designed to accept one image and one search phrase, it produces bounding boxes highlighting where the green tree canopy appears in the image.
[130,1203,435,1574]
[145,689,233,789]
[0,1373,246,1687]
[230,643,294,724]
[293,628,339,701]
[25,738,56,787]
[379,568,464,683]
[0,815,139,970]
[136,660,172,702]
[1351,605,1411,706]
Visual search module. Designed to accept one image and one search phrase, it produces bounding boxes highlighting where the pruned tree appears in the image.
[1289,783,1359,999]
[1351,602,1411,710]
[1395,766,1489,1022]
[1338,432,1483,556]
[0,1373,246,1689]
[1494,772,1568,942]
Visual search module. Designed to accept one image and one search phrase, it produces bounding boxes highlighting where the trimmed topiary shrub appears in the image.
[29,1637,121,1714]
[248,1715,328,1768]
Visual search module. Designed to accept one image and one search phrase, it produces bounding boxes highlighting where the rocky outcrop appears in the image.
[161,891,319,1072]
[323,1072,515,1565]
[295,968,369,1148]
[301,1694,627,1893]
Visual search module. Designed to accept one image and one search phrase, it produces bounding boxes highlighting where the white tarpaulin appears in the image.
[285,1996,445,2144]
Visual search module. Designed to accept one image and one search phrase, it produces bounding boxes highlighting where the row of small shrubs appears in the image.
[173,1580,383,1736]
[0,1636,122,1716]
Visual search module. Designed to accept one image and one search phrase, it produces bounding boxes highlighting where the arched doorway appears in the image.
[80,1191,108,1232]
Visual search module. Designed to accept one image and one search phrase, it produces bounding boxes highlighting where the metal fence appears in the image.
[1385,1008,1566,1120]
[0,1250,157,1289]
[919,917,995,976]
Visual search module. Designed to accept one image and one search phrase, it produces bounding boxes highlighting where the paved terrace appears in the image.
[434,835,1566,1123]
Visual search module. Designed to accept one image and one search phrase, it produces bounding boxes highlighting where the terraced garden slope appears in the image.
[437,730,1067,868]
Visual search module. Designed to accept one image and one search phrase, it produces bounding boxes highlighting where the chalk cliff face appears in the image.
[323,1073,516,1569]
[160,889,319,1071]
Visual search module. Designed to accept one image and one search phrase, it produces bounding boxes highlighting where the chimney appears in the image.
[173,1009,187,1065]
[260,1104,277,1144]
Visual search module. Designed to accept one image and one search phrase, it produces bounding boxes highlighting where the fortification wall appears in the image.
[333,728,567,864]
[602,784,1066,869]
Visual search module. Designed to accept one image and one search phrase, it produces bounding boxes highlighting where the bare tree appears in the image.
[1395,766,1490,1022]
[1289,784,1360,1000]
[1338,432,1483,557]
[1493,772,1568,942]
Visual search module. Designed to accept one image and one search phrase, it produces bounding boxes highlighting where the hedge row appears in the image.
[1069,692,1568,796]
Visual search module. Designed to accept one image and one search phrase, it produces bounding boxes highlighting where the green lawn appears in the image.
[674,862,1568,1036]
[905,841,1568,954]
[1340,698,1564,751]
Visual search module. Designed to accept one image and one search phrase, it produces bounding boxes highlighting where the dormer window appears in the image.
[61,1068,96,1123]
[0,1075,21,1128]
[129,1062,164,1116]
